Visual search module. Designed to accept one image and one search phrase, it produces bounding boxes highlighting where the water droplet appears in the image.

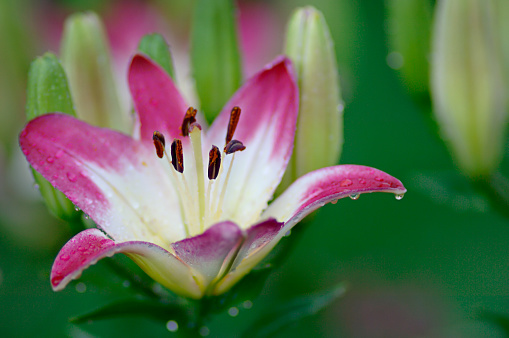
[84,214,90,220]
[22,148,30,156]
[122,280,131,288]
[75,282,87,293]
[228,307,239,317]
[74,206,80,211]
[331,199,338,204]
[358,179,366,185]
[340,179,352,187]
[375,177,384,182]
[166,320,178,332]
[199,326,210,336]
[60,254,70,261]
[243,300,253,309]
[33,183,39,190]
[67,172,77,182]
[46,156,54,163]
[395,193,405,200]
[349,193,360,200]
[55,149,64,158]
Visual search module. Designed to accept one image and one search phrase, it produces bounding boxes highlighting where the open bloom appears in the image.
[19,54,406,298]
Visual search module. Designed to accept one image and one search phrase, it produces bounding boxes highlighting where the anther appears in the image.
[208,146,221,180]
[153,131,166,158]
[225,106,241,145]
[171,139,184,173]
[181,107,197,137]
[224,139,246,154]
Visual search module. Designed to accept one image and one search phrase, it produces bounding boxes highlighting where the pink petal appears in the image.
[128,54,189,147]
[172,221,244,286]
[262,165,407,230]
[212,218,283,295]
[19,114,186,245]
[51,229,202,298]
[205,56,299,227]
[214,166,406,295]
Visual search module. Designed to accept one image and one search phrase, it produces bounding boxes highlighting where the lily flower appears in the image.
[19,55,406,299]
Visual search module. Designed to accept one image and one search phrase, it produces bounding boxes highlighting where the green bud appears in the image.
[191,0,242,123]
[386,0,433,97]
[280,7,343,190]
[431,0,507,177]
[138,33,176,79]
[25,53,79,221]
[61,12,130,133]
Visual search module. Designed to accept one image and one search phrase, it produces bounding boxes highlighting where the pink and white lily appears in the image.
[19,54,406,299]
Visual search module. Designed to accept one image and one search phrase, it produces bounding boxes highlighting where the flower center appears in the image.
[152,107,245,237]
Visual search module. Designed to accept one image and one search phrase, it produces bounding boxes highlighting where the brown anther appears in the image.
[171,139,184,173]
[225,106,241,145]
[224,139,246,154]
[208,146,221,180]
[153,131,166,158]
[181,107,197,137]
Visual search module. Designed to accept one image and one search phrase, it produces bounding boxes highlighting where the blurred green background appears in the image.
[1,0,509,336]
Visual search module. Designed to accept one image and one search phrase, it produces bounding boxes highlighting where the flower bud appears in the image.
[280,6,343,190]
[61,12,130,133]
[431,0,507,177]
[25,53,79,221]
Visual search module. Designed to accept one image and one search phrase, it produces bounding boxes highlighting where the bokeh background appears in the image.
[1,0,509,336]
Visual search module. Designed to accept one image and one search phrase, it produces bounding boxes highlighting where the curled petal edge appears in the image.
[213,165,406,294]
[51,228,202,299]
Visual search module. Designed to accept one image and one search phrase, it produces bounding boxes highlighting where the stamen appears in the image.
[181,107,197,137]
[170,139,184,173]
[225,106,241,145]
[224,139,246,154]
[152,131,165,158]
[208,146,221,180]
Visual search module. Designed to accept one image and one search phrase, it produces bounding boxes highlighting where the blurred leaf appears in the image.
[206,266,273,314]
[138,33,175,79]
[70,298,188,324]
[243,282,347,337]
[190,0,242,123]
[411,171,490,212]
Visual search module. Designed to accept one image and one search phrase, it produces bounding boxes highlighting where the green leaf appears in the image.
[26,53,76,120]
[190,0,242,123]
[205,266,273,314]
[70,298,188,324]
[243,283,347,337]
[138,33,175,79]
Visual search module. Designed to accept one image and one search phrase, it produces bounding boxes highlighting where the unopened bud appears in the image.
[25,53,79,221]
[61,12,130,133]
[431,0,507,177]
[280,6,343,191]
